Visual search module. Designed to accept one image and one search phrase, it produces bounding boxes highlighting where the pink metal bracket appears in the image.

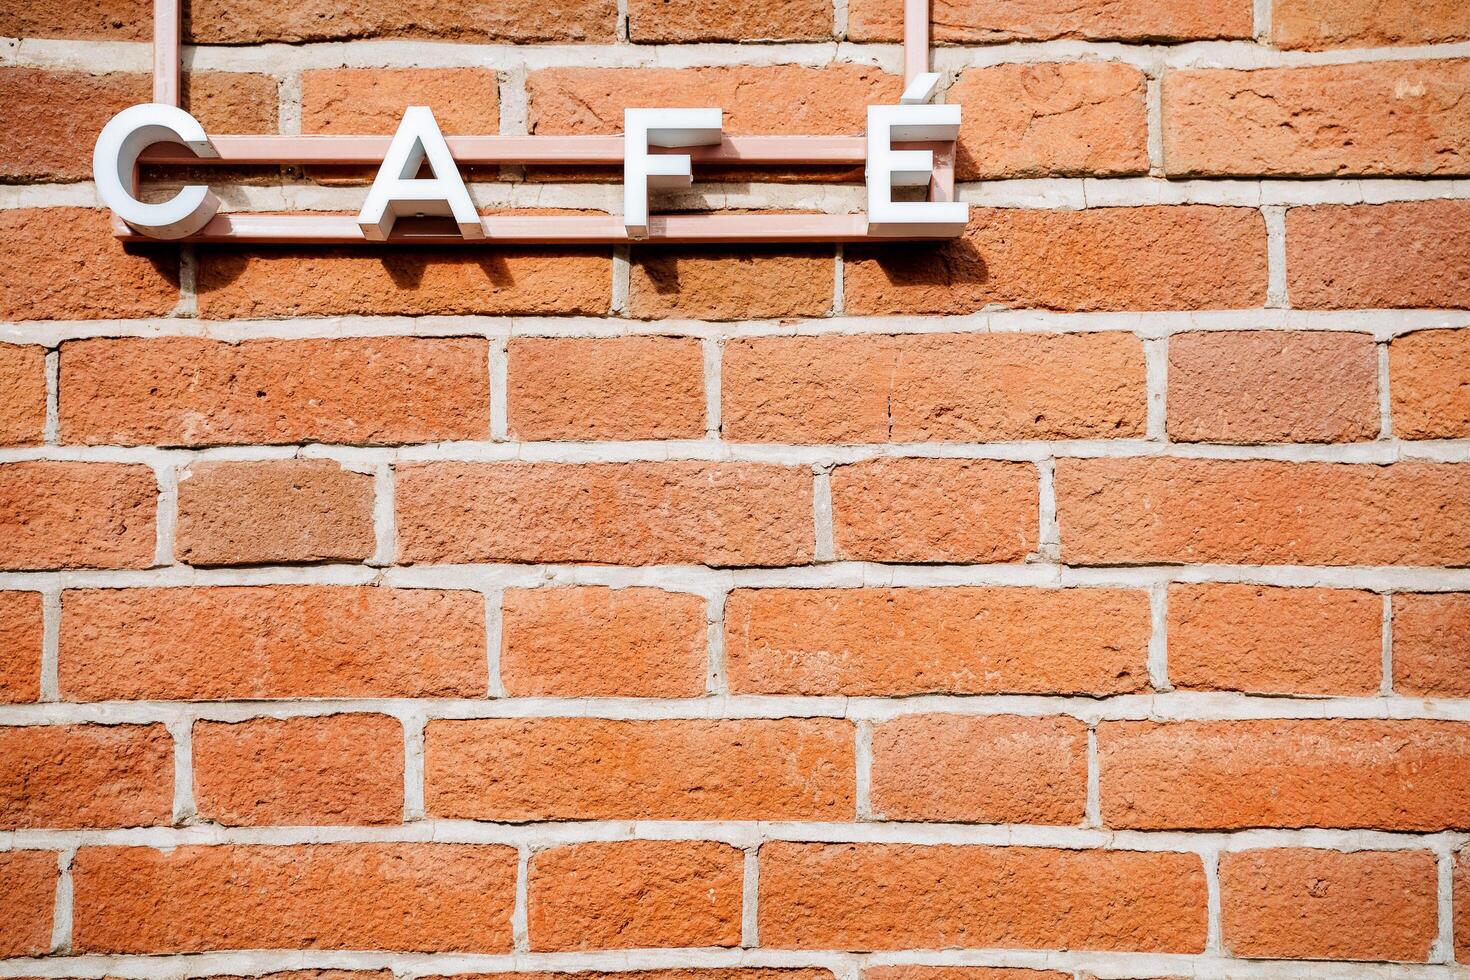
[120,0,954,244]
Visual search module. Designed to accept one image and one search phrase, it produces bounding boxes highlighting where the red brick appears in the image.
[426,717,852,821]
[0,850,56,957]
[1393,593,1470,697]
[758,842,1207,951]
[507,337,705,440]
[629,248,834,320]
[725,587,1150,696]
[61,337,488,447]
[723,333,1147,443]
[1167,330,1380,443]
[396,461,813,566]
[847,0,1251,42]
[0,723,172,829]
[830,458,1039,563]
[1100,719,1470,830]
[0,462,156,570]
[872,715,1088,824]
[176,460,376,566]
[185,0,615,42]
[867,970,1069,980]
[529,840,743,950]
[440,973,834,980]
[0,591,42,703]
[1221,848,1437,961]
[1272,0,1470,49]
[72,843,516,952]
[0,209,178,321]
[193,715,404,826]
[845,207,1266,314]
[953,63,1148,180]
[0,343,47,446]
[61,586,485,700]
[0,0,150,40]
[1287,201,1470,309]
[1168,584,1382,695]
[500,587,707,697]
[1459,851,1470,961]
[1391,329,1470,439]
[1057,458,1470,566]
[301,68,499,135]
[627,0,831,41]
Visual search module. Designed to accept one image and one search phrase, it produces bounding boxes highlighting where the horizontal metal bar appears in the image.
[111,211,938,244]
[141,134,871,166]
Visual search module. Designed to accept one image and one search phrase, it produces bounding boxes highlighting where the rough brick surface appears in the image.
[184,0,616,43]
[952,63,1148,180]
[0,344,46,447]
[528,841,743,950]
[426,718,854,821]
[0,462,157,570]
[1287,201,1470,310]
[758,842,1207,951]
[301,68,499,134]
[629,248,834,320]
[1057,458,1470,566]
[72,843,517,953]
[1167,331,1380,443]
[846,0,1252,42]
[508,337,705,440]
[871,715,1088,824]
[1459,852,1470,961]
[61,337,489,447]
[61,586,485,700]
[396,462,813,566]
[1099,720,1470,830]
[722,333,1146,443]
[627,0,831,41]
[0,850,56,957]
[1390,329,1470,439]
[193,715,404,826]
[0,591,43,704]
[500,587,707,697]
[1393,593,1470,697]
[867,970,1070,980]
[1220,848,1437,961]
[1164,61,1470,177]
[1272,0,1470,49]
[725,588,1150,696]
[0,723,172,829]
[0,0,151,39]
[830,458,1038,563]
[176,460,377,566]
[845,207,1266,314]
[1167,585,1382,695]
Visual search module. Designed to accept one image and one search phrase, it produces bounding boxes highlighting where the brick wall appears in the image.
[1,1,1469,979]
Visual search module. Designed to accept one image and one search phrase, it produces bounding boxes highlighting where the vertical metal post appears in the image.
[903,0,930,86]
[153,0,181,106]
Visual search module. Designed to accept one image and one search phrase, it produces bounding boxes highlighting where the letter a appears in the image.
[358,106,483,241]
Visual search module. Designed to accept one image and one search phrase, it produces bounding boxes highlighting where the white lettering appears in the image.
[358,106,482,241]
[623,108,723,239]
[92,103,220,240]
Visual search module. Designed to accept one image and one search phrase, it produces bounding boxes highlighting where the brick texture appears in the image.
[629,248,834,320]
[0,0,151,40]
[0,462,157,570]
[1393,593,1470,697]
[0,723,172,829]
[1271,0,1470,49]
[0,591,43,703]
[184,0,616,43]
[301,68,500,135]
[627,0,832,41]
[0,344,47,447]
[847,0,1252,42]
[1287,201,1470,309]
[1390,329,1470,439]
[0,850,56,957]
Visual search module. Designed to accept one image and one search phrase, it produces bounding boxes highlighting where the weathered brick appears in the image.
[830,458,1039,563]
[871,715,1088,824]
[396,462,813,566]
[176,460,376,566]
[1164,61,1470,177]
[61,337,488,447]
[72,843,516,952]
[0,344,46,447]
[1057,458,1470,566]
[0,723,172,829]
[301,68,499,134]
[1220,849,1437,961]
[759,842,1207,951]
[953,63,1148,180]
[847,0,1251,42]
[61,586,485,700]
[193,715,404,826]
[1393,593,1470,697]
[629,248,834,320]
[0,462,157,570]
[627,0,830,41]
[723,333,1147,443]
[725,587,1150,696]
[426,718,853,821]
[0,0,150,40]
[1287,201,1470,309]
[845,207,1266,314]
[0,850,56,957]
[1272,0,1470,49]
[184,0,615,42]
[0,209,178,321]
[529,841,743,950]
[1391,329,1470,439]
[867,970,1070,980]
[1100,719,1470,830]
[0,591,42,703]
[1168,584,1382,695]
[1167,330,1380,443]
[500,587,707,697]
[507,337,705,440]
